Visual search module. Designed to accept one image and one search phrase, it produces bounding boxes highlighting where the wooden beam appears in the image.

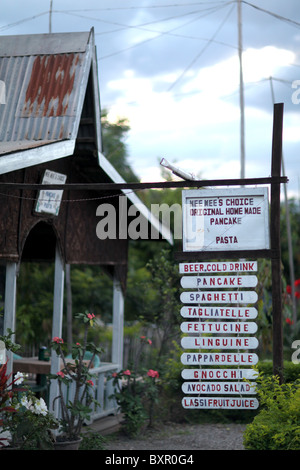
[49,245,65,416]
[3,262,17,377]
[112,276,124,369]
[271,103,284,383]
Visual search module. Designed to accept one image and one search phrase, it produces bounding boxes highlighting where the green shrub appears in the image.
[80,431,107,450]
[257,360,300,382]
[243,373,300,450]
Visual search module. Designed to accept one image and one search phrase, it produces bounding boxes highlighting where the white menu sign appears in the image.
[182,187,269,252]
[179,259,259,410]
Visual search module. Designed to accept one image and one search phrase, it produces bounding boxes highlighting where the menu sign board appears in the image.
[179,261,259,410]
[182,187,269,252]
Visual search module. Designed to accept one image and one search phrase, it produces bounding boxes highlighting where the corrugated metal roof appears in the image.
[0,31,93,156]
[0,30,173,244]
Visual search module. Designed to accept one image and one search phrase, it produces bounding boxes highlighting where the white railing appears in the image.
[90,362,120,421]
[58,362,120,423]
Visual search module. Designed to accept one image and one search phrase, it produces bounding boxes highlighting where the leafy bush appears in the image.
[80,431,106,450]
[257,360,300,382]
[110,368,159,437]
[243,373,300,450]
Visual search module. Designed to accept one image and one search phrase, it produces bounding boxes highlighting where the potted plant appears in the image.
[49,312,103,449]
[0,330,59,449]
[0,362,21,448]
[0,330,22,448]
[3,388,59,449]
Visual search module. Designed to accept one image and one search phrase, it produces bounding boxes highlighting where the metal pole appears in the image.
[49,0,53,33]
[237,0,245,179]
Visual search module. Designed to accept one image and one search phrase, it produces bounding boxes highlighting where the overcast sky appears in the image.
[1,0,300,199]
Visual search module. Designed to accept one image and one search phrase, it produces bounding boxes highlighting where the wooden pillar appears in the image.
[112,276,124,369]
[49,245,65,415]
[3,262,17,376]
[271,103,284,382]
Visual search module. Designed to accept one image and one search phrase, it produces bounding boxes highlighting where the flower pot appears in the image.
[53,437,82,451]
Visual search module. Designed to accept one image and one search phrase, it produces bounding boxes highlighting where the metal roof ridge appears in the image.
[0,30,92,57]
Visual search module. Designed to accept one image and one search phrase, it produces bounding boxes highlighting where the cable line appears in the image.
[242,1,300,29]
[167,3,235,91]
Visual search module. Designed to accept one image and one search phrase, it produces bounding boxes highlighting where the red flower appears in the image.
[147,369,159,378]
[286,318,293,325]
[286,285,292,294]
[295,292,300,299]
[140,336,152,345]
[123,370,131,376]
[294,279,300,286]
[52,336,64,344]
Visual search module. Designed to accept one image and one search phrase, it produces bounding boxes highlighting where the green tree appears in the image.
[130,249,181,368]
[101,109,139,182]
[280,198,300,283]
[16,263,54,349]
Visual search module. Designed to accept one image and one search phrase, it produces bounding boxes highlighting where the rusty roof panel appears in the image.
[21,53,81,118]
[0,31,92,154]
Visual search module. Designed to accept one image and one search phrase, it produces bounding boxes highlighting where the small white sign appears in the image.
[181,336,258,350]
[181,352,259,365]
[180,275,257,289]
[181,368,258,381]
[182,381,257,394]
[182,187,269,252]
[182,397,259,409]
[35,170,67,216]
[179,261,258,274]
[180,306,258,319]
[180,290,258,304]
[180,321,257,334]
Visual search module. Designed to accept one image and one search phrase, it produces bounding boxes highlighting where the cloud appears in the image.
[182,46,295,99]
[0,0,299,199]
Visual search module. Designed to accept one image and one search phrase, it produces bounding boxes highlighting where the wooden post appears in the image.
[3,262,17,377]
[271,103,284,382]
[112,276,124,369]
[49,244,65,415]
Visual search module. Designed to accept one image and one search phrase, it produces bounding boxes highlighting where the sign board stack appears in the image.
[179,188,271,411]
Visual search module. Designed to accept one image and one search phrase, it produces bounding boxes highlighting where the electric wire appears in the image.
[97,3,235,60]
[0,11,49,32]
[242,1,300,29]
[167,3,235,91]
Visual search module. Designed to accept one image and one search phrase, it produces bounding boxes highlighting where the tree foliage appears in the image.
[101,109,139,182]
[280,198,300,283]
[12,110,300,367]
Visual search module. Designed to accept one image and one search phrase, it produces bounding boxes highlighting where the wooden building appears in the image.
[0,29,172,420]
